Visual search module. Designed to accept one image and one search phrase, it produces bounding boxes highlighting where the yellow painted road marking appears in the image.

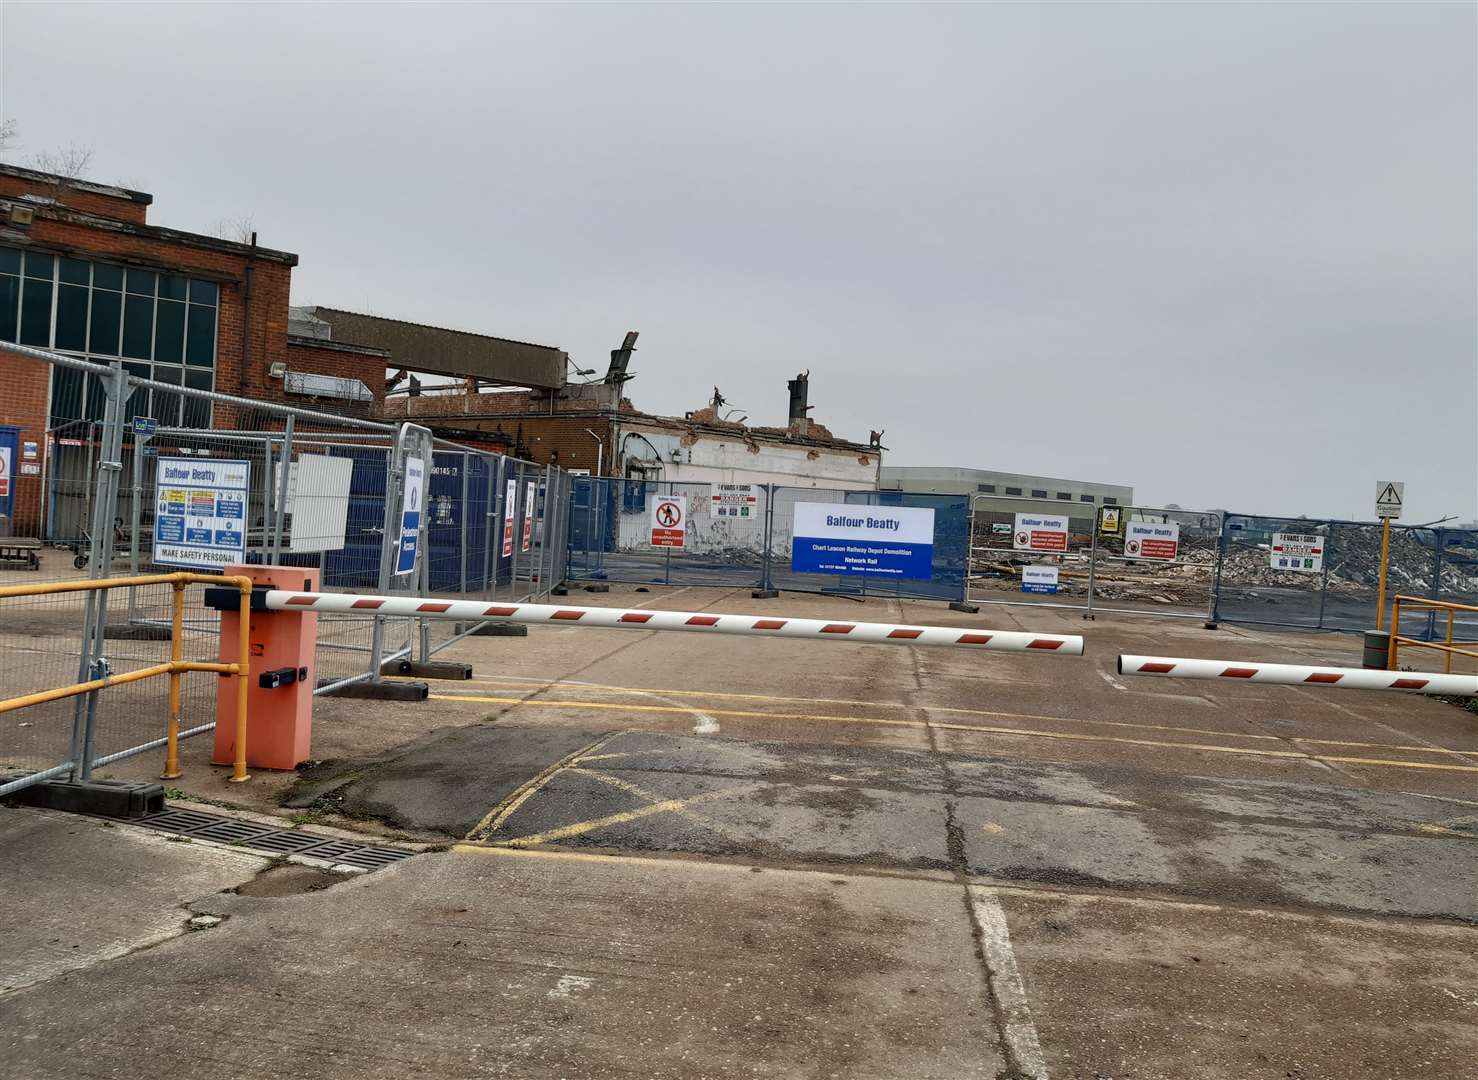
[413,675,1477,758]
[429,694,1478,774]
[488,785,755,849]
[463,732,618,842]
[570,767,751,843]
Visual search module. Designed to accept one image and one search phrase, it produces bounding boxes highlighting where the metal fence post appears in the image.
[1316,524,1333,629]
[74,362,128,779]
[459,452,469,597]
[509,463,522,600]
[261,436,274,561]
[760,484,776,593]
[481,455,497,598]
[1207,515,1228,629]
[369,427,407,683]
[127,438,142,623]
[271,415,295,562]
[416,437,433,662]
[549,467,560,593]
[82,421,96,539]
[1084,524,1100,621]
[1202,512,1223,629]
[493,456,507,600]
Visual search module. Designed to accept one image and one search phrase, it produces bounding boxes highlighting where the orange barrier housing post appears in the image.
[213,565,319,772]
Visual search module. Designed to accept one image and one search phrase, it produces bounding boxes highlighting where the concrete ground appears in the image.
[7,583,1478,1079]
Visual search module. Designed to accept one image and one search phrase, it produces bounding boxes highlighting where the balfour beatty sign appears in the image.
[1013,513,1068,552]
[153,458,250,569]
[1124,520,1179,561]
[792,503,935,580]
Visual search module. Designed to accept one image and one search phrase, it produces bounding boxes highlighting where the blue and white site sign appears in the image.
[1021,565,1060,594]
[394,456,426,577]
[791,502,935,580]
[153,458,250,569]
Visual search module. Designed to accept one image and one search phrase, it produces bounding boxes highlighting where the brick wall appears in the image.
[0,349,52,533]
[378,407,613,471]
[499,415,612,472]
[277,338,388,418]
[0,201,300,531]
[2,210,298,435]
[0,172,150,225]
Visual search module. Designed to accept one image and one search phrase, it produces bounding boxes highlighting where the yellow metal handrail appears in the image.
[1387,595,1478,675]
[0,573,254,782]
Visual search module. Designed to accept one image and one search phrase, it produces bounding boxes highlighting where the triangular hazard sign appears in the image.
[1377,483,1402,506]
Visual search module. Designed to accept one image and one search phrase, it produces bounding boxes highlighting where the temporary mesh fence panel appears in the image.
[0,345,580,789]
[565,479,967,601]
[967,493,1096,611]
[1088,507,1221,621]
[0,585,90,787]
[768,487,968,602]
[1212,515,1478,636]
[567,478,768,588]
[0,580,221,794]
[88,580,219,766]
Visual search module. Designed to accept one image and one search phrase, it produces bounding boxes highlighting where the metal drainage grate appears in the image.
[130,807,417,871]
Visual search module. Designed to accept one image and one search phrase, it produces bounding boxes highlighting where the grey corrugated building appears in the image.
[880,466,1135,530]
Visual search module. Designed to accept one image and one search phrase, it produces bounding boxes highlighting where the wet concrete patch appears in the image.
[286,723,615,838]
[232,863,353,898]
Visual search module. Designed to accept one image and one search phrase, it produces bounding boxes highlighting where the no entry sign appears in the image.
[650,496,687,548]
[522,481,535,553]
[502,479,517,557]
[1124,520,1179,561]
[1012,513,1068,553]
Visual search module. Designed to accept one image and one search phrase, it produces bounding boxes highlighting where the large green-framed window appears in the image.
[0,246,221,428]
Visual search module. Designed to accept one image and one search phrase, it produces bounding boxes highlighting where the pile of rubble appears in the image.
[1220,530,1477,596]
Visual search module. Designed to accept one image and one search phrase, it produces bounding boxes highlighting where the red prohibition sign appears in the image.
[656,501,681,528]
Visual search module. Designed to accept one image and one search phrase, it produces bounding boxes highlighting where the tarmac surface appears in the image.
[7,584,1478,1078]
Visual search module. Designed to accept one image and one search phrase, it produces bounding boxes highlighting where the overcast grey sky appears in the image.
[3,2,1473,522]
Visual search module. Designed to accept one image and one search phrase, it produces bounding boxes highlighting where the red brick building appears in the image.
[0,163,881,537]
[0,164,398,533]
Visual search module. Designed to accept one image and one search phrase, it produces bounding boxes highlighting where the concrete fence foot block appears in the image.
[751,589,780,599]
[454,622,529,637]
[11,779,165,818]
[317,679,429,701]
[584,583,610,593]
[949,601,980,614]
[551,584,570,596]
[103,623,173,642]
[379,660,474,680]
[1203,621,1220,631]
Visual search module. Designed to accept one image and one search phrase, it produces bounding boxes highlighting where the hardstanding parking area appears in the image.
[4,584,1476,1079]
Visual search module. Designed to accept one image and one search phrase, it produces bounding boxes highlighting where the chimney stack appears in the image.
[787,370,811,434]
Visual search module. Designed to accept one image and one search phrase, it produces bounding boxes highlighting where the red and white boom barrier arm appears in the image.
[1119,655,1477,697]
[263,591,1084,656]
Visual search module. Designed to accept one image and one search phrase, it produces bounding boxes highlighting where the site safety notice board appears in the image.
[791,502,935,579]
[153,458,250,569]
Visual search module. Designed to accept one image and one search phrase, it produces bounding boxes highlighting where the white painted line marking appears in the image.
[1098,668,1128,691]
[970,886,1049,1079]
[560,677,720,735]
